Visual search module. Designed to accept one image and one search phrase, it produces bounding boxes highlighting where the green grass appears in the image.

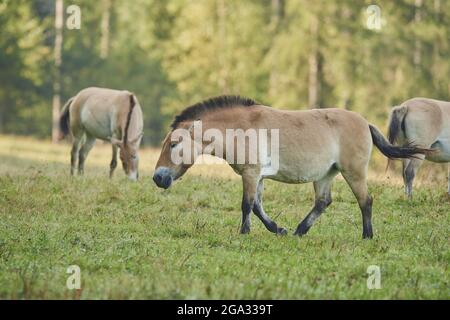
[0,136,449,299]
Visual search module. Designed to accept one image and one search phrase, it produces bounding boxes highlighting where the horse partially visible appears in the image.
[388,97,450,198]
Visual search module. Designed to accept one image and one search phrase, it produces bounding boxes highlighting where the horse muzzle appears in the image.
[153,167,173,189]
[128,171,139,182]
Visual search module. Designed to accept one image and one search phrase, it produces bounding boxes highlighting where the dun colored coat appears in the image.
[153,96,430,238]
[59,87,144,181]
[388,97,450,198]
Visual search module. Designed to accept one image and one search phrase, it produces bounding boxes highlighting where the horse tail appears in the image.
[387,105,408,144]
[58,97,74,140]
[369,124,431,160]
[385,105,408,171]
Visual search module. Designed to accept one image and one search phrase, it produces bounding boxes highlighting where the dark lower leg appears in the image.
[240,195,252,234]
[294,198,330,236]
[109,158,117,178]
[71,147,78,176]
[110,146,118,178]
[361,196,373,239]
[253,201,287,235]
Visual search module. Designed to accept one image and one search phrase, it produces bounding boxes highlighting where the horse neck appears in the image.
[198,108,253,160]
[121,104,142,144]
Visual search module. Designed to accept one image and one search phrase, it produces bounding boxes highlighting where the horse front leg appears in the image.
[109,145,118,178]
[240,172,259,234]
[70,137,83,176]
[253,180,287,235]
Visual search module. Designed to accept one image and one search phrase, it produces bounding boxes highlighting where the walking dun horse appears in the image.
[59,87,144,181]
[388,97,450,198]
[153,96,431,238]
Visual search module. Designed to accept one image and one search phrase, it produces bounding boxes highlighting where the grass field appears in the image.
[0,135,448,299]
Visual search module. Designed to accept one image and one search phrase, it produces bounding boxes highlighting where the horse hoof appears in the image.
[362,233,373,239]
[293,230,304,237]
[277,228,288,236]
[240,227,250,235]
[293,224,310,237]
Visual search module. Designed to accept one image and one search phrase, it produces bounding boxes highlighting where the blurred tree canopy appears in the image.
[0,0,449,145]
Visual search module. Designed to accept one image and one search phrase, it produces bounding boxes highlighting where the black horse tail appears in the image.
[369,124,431,160]
[59,97,74,140]
[387,105,408,144]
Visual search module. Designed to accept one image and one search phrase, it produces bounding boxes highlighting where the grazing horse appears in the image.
[59,87,144,181]
[388,97,450,198]
[153,96,430,239]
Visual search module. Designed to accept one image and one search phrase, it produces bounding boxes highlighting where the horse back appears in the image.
[255,107,373,180]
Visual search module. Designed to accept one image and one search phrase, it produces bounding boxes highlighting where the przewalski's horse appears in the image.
[388,97,450,198]
[153,96,430,239]
[59,87,144,181]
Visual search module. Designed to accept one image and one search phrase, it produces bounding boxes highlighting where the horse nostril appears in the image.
[153,173,162,184]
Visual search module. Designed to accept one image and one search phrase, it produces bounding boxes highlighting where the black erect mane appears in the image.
[170,95,258,129]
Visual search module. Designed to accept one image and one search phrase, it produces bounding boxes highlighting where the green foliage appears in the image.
[0,0,52,136]
[1,0,450,143]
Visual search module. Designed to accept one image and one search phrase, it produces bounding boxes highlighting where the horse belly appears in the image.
[80,107,113,140]
[266,158,335,183]
[427,139,450,163]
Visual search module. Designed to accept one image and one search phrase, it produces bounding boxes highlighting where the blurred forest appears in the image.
[1,0,449,146]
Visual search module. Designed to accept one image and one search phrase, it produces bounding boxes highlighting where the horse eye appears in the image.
[131,155,137,160]
[170,143,177,149]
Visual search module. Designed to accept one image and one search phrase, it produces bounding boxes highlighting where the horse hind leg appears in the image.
[70,135,84,176]
[294,169,337,236]
[78,135,96,175]
[252,179,287,235]
[341,171,373,239]
[402,159,410,195]
[404,157,424,200]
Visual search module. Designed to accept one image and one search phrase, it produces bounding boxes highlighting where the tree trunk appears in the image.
[413,0,423,67]
[434,0,441,21]
[52,0,63,143]
[269,0,283,100]
[269,0,284,32]
[100,0,112,59]
[217,0,228,94]
[308,14,320,109]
